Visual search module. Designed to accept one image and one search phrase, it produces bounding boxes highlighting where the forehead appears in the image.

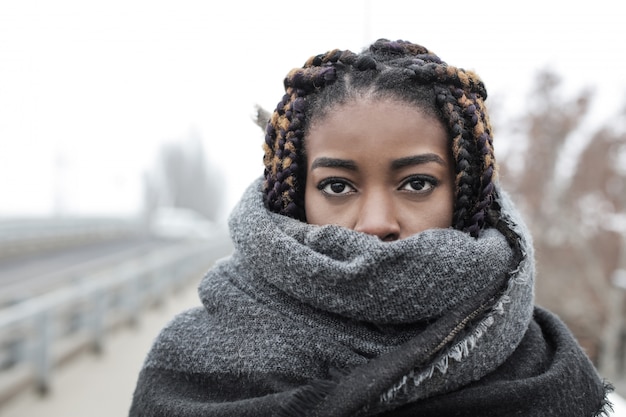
[305,98,450,160]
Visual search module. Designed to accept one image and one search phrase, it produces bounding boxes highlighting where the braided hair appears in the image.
[263,39,498,238]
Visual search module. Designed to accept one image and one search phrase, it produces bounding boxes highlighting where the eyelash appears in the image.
[399,175,440,194]
[317,177,356,196]
[316,175,440,196]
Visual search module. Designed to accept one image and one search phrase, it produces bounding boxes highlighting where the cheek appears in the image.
[432,198,455,228]
[399,206,451,236]
[433,186,455,228]
[304,185,354,227]
[400,189,455,235]
[304,184,324,225]
[431,175,456,228]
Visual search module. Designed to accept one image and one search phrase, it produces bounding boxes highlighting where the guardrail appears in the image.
[0,217,148,260]
[0,231,232,403]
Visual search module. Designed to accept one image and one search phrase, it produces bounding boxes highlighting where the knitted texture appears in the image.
[130,178,610,417]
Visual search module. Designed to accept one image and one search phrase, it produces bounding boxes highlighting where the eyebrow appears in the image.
[310,157,358,171]
[390,154,446,170]
[309,153,446,172]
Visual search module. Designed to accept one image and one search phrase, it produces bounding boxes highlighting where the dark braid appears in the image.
[263,38,499,237]
[263,49,354,219]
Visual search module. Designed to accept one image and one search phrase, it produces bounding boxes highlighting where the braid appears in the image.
[263,49,355,219]
[469,91,498,236]
[393,53,497,237]
[435,86,480,233]
[433,79,496,236]
[263,38,500,237]
[455,88,496,237]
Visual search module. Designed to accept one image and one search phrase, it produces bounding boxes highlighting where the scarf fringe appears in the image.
[380,294,514,404]
[381,313,494,403]
[596,380,615,417]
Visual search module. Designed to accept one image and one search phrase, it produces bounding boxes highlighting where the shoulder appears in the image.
[142,306,213,371]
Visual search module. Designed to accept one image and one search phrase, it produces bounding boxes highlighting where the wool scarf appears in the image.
[130,178,610,417]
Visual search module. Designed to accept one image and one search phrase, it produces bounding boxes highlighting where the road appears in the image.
[0,236,166,282]
[0,236,180,306]
[0,275,201,417]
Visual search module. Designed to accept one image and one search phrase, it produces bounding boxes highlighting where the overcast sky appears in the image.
[1,0,624,219]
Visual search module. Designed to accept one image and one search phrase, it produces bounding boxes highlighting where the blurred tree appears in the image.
[496,69,626,379]
[143,130,225,222]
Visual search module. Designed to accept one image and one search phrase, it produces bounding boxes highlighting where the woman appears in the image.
[130,39,611,416]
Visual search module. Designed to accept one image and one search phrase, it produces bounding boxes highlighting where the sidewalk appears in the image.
[0,280,201,417]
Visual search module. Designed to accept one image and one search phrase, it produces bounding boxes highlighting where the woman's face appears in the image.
[304,98,455,241]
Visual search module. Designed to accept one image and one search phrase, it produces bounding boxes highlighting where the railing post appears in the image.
[125,266,141,328]
[92,290,106,354]
[34,312,52,395]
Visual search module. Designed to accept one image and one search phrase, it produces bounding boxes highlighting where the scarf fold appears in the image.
[130,178,610,417]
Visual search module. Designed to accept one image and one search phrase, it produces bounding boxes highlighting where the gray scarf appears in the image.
[130,178,608,417]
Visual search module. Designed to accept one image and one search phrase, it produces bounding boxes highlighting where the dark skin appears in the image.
[304,98,455,241]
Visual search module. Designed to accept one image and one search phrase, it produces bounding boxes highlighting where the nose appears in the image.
[354,191,401,241]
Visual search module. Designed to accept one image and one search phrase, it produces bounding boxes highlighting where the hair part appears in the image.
[262,39,498,237]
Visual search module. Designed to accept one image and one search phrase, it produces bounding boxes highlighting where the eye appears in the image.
[318,179,356,195]
[400,175,439,193]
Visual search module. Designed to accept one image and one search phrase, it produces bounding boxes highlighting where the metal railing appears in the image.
[0,217,147,260]
[0,230,232,403]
